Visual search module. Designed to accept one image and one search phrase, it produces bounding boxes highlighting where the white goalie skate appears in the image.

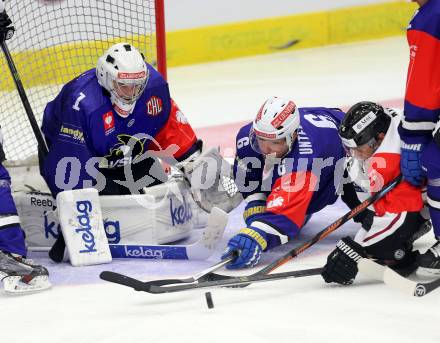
[0,251,51,294]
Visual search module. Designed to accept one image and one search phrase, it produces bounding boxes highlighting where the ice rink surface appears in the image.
[2,37,439,343]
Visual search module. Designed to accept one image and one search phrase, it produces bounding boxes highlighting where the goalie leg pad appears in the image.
[57,188,112,266]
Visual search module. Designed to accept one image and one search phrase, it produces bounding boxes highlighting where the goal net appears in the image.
[0,0,166,167]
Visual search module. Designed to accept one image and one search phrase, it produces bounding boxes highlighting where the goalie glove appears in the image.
[221,227,268,269]
[321,236,366,285]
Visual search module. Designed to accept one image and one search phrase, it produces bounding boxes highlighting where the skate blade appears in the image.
[2,275,52,294]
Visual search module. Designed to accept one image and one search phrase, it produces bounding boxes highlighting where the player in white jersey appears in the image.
[322,102,430,285]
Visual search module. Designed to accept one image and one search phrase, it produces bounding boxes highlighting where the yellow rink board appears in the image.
[0,1,416,90]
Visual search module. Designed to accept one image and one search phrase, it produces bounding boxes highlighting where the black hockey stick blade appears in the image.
[358,258,440,297]
[413,278,440,297]
[100,271,149,291]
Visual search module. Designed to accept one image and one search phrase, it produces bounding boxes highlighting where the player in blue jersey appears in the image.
[39,42,215,262]
[221,96,346,269]
[40,42,201,197]
[0,1,50,292]
[399,0,440,273]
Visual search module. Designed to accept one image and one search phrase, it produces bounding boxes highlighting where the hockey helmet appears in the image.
[250,96,300,156]
[96,43,149,117]
[339,101,391,150]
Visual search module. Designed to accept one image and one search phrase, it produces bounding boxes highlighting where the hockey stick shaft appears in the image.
[0,41,48,155]
[100,267,323,293]
[256,174,403,275]
[142,254,236,287]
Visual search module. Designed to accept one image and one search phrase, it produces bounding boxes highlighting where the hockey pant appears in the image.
[0,163,26,256]
[355,211,426,266]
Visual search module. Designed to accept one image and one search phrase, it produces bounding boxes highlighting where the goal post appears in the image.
[0,0,167,166]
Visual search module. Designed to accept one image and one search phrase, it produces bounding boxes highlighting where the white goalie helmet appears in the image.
[250,96,300,156]
[96,43,149,117]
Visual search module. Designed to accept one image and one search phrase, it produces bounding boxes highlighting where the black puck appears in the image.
[205,291,214,309]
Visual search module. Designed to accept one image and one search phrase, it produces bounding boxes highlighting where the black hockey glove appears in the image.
[0,3,14,42]
[321,236,366,285]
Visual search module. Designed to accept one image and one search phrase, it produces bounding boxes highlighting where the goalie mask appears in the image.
[96,43,149,117]
[249,96,300,158]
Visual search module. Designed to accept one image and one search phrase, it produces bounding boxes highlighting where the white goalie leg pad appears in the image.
[13,192,58,250]
[182,147,242,213]
[56,188,112,266]
[99,176,201,245]
[15,179,208,251]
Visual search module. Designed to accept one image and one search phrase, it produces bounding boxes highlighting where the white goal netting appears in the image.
[0,0,165,167]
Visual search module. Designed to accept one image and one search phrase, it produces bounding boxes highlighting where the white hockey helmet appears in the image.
[96,43,149,117]
[250,96,300,155]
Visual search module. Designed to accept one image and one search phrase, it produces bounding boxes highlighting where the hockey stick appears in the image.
[108,207,228,260]
[100,266,323,293]
[204,174,403,286]
[0,41,49,155]
[358,258,440,297]
[101,175,402,290]
[102,253,236,290]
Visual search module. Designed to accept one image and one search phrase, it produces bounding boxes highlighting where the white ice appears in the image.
[2,37,439,343]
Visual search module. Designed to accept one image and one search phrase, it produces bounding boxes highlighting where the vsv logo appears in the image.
[44,211,61,239]
[104,219,120,244]
[170,196,192,226]
[76,200,97,254]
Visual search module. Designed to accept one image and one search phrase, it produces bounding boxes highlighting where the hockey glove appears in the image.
[0,2,14,42]
[221,227,268,269]
[242,200,266,226]
[400,142,426,187]
[321,236,366,285]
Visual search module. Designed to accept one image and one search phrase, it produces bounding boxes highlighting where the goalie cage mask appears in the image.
[97,43,149,117]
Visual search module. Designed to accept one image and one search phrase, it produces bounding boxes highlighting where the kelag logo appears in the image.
[169,196,192,226]
[104,219,120,243]
[76,200,97,254]
[44,211,61,239]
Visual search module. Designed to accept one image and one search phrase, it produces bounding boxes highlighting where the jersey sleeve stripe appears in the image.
[251,220,289,244]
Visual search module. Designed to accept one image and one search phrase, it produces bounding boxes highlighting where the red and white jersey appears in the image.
[348,110,423,216]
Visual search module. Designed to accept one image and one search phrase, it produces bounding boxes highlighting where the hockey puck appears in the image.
[205,292,214,309]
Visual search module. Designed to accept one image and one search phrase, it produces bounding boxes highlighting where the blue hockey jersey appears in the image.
[233,107,345,248]
[41,64,198,196]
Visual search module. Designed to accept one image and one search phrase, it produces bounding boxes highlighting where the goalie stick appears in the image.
[108,207,228,260]
[100,266,323,293]
[358,258,440,297]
